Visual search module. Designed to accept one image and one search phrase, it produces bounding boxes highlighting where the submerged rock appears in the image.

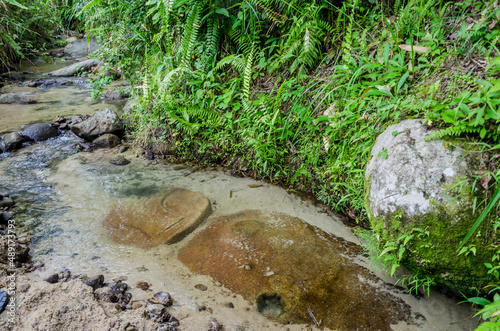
[103,188,212,248]
[20,123,59,142]
[0,93,36,104]
[178,210,422,330]
[93,133,121,148]
[110,155,130,165]
[70,108,123,141]
[64,36,99,58]
[365,119,497,296]
[49,59,101,77]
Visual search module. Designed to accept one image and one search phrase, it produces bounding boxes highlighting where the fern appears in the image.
[242,43,256,112]
[214,54,246,73]
[178,3,201,67]
[427,126,481,140]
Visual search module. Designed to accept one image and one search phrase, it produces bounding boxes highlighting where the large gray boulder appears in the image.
[0,93,36,104]
[70,108,123,141]
[64,37,99,58]
[20,123,58,142]
[365,119,496,296]
[49,59,101,77]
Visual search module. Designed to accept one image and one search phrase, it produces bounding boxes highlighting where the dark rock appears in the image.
[109,281,127,295]
[71,108,123,141]
[95,287,117,303]
[64,36,99,58]
[60,305,69,314]
[118,145,129,153]
[0,290,9,314]
[93,133,120,148]
[49,59,101,77]
[0,197,14,208]
[3,132,27,151]
[150,291,172,306]
[119,292,132,304]
[0,138,4,153]
[20,123,59,142]
[224,302,234,308]
[195,284,208,291]
[84,274,104,290]
[0,93,36,104]
[44,274,59,284]
[0,212,13,223]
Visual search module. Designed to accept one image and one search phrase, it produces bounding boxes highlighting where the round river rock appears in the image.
[103,188,212,248]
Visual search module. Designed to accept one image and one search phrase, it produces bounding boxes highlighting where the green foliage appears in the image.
[0,0,61,70]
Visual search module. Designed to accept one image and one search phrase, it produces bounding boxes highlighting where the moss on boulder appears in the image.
[365,119,497,296]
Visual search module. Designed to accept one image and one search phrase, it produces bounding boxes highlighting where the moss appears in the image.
[364,139,497,296]
[371,184,495,297]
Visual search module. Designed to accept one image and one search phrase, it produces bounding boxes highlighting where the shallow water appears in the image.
[0,59,480,330]
[0,57,121,134]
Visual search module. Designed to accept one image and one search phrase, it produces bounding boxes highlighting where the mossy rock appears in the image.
[365,119,498,296]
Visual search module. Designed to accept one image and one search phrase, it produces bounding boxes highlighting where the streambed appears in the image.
[0,59,479,330]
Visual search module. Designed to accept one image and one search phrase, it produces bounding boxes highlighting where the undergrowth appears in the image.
[0,0,61,70]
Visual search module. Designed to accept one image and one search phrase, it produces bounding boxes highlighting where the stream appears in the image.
[0,57,478,330]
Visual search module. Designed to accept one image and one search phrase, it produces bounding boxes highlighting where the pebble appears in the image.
[18,283,30,292]
[44,273,59,284]
[18,236,30,244]
[83,274,104,290]
[195,284,208,291]
[224,302,234,308]
[118,145,129,153]
[136,281,150,291]
[145,304,165,317]
[60,306,69,314]
[150,291,172,306]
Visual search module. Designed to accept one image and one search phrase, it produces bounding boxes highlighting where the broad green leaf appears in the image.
[215,8,229,17]
[468,297,491,306]
[397,71,410,94]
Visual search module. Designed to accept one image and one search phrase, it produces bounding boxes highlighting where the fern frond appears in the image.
[214,54,246,73]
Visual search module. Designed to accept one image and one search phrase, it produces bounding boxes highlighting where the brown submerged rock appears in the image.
[103,188,212,248]
[178,210,422,330]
